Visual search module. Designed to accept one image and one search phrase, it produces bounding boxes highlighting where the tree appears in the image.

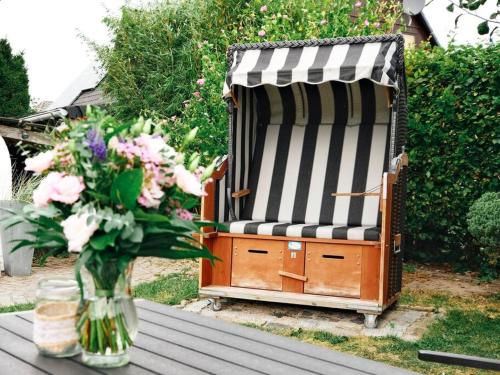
[0,39,30,117]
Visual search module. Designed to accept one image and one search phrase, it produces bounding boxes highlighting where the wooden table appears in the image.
[0,300,416,374]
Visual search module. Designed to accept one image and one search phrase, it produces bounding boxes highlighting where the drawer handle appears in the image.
[322,255,344,259]
[248,249,268,254]
[278,270,307,282]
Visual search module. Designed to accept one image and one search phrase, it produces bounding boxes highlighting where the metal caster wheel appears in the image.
[363,314,378,329]
[208,298,222,311]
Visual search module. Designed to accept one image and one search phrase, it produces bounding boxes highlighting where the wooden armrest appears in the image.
[212,157,228,180]
[232,189,251,198]
[388,152,409,182]
[278,270,307,282]
[331,192,380,197]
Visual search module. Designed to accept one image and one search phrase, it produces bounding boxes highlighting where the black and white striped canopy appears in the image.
[223,40,399,98]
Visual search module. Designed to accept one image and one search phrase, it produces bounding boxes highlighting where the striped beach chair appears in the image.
[200,34,408,327]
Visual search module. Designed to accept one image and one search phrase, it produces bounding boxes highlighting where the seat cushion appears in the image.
[221,221,380,241]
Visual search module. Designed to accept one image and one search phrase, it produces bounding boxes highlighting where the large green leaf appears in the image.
[110,169,143,210]
[90,230,120,250]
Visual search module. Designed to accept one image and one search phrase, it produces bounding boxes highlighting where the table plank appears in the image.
[138,306,363,375]
[136,300,417,375]
[0,301,418,375]
[18,312,209,375]
[0,348,48,375]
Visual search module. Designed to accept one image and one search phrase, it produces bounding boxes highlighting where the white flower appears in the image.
[174,165,204,196]
[55,122,69,132]
[108,136,119,150]
[61,212,99,253]
[25,150,55,173]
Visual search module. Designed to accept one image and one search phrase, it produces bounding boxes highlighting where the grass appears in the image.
[133,271,198,306]
[0,302,35,314]
[248,307,499,374]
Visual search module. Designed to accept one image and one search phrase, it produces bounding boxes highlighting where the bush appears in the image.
[405,43,500,270]
[94,0,402,158]
[467,192,500,278]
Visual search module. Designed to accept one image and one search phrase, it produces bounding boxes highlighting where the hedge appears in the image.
[405,43,500,271]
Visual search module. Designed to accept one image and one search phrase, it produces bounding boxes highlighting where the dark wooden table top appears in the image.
[0,299,417,374]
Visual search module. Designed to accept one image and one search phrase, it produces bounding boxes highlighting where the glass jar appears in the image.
[34,278,81,357]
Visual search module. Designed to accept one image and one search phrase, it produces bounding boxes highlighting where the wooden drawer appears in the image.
[231,238,284,291]
[304,243,362,298]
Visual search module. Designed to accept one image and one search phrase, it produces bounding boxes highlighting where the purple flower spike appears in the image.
[86,129,107,161]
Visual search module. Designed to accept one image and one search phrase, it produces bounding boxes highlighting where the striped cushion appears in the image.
[221,221,380,241]
[240,80,391,227]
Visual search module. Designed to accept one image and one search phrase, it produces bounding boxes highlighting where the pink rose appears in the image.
[50,175,85,204]
[33,172,62,207]
[355,1,362,7]
[138,180,164,208]
[196,78,205,86]
[61,212,98,253]
[193,91,201,98]
[33,172,85,207]
[25,150,55,173]
[258,30,266,37]
[174,165,204,196]
[260,5,268,12]
[176,208,193,221]
[320,19,327,25]
[374,22,381,29]
[364,19,370,26]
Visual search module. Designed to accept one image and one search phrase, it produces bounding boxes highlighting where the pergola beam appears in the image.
[0,124,51,145]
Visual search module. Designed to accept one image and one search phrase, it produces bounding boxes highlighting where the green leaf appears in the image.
[86,191,111,204]
[90,230,120,250]
[129,225,144,243]
[477,21,489,35]
[133,208,170,223]
[110,169,144,210]
[446,3,454,11]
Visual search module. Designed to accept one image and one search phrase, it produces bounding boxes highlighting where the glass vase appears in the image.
[78,261,138,368]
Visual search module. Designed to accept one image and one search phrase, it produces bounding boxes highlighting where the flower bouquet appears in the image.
[2,109,218,367]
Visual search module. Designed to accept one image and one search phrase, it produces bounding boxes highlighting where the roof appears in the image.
[48,66,105,109]
[224,35,403,98]
[71,86,108,107]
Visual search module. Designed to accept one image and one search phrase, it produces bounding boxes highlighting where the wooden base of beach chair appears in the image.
[199,232,400,328]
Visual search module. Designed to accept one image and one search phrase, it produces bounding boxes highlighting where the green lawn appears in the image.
[0,302,35,314]
[133,271,198,306]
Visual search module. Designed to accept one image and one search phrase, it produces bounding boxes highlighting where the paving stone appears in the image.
[183,298,437,340]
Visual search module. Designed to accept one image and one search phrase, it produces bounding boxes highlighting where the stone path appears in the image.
[0,255,191,306]
[181,298,438,341]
